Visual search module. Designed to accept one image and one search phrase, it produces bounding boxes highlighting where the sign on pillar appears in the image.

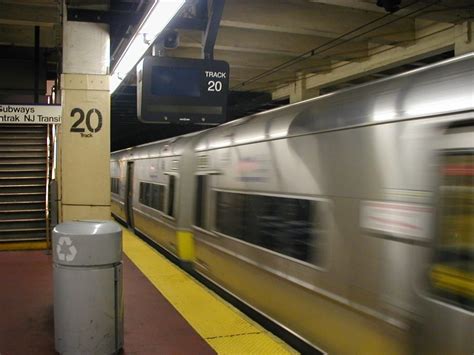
[59,74,110,221]
[0,104,61,124]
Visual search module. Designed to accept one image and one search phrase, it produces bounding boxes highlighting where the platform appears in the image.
[0,227,296,354]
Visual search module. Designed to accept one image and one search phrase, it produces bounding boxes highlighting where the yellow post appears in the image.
[57,2,111,222]
[58,75,111,221]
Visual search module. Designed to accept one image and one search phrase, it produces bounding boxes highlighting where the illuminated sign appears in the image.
[137,56,229,125]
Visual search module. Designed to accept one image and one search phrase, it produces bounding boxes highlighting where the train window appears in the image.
[215,191,327,266]
[139,182,149,204]
[111,178,120,195]
[139,182,165,212]
[194,175,207,228]
[167,175,176,217]
[430,150,473,311]
[150,184,165,211]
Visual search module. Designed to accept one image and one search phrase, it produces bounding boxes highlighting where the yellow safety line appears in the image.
[122,228,298,354]
[0,241,48,251]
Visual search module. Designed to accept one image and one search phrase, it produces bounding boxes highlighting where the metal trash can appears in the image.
[52,220,123,355]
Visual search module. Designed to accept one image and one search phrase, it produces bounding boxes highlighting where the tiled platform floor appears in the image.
[0,228,296,354]
[0,250,214,354]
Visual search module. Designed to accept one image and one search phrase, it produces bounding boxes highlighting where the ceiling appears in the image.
[0,0,472,149]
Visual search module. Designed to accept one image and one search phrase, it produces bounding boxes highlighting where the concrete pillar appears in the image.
[289,72,320,104]
[455,20,474,56]
[57,2,111,221]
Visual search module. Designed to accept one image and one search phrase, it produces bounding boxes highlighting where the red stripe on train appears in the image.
[443,164,474,176]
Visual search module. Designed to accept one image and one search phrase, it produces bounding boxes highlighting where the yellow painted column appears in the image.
[289,72,320,104]
[455,20,474,56]
[58,75,111,221]
[57,1,111,222]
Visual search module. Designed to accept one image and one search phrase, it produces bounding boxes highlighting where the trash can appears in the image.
[52,220,123,355]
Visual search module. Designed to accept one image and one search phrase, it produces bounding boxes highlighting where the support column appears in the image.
[290,72,320,104]
[58,3,111,222]
[455,20,474,55]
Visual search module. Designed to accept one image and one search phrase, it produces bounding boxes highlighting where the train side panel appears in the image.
[110,156,127,224]
[110,54,474,354]
[417,121,474,355]
[191,115,456,353]
[128,135,201,261]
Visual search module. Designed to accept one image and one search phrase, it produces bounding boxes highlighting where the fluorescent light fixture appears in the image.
[110,0,185,93]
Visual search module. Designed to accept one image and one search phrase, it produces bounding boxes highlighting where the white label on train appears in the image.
[360,201,432,240]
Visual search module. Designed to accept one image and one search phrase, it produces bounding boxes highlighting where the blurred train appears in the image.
[111,53,473,354]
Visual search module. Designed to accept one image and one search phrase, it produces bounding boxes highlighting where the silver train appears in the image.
[111,53,474,354]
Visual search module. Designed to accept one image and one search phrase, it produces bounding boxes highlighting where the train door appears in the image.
[126,161,134,228]
[418,120,473,354]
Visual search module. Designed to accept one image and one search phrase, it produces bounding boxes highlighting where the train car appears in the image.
[416,119,473,354]
[111,132,204,262]
[111,52,474,354]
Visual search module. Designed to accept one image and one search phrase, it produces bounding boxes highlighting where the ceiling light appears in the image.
[110,0,186,94]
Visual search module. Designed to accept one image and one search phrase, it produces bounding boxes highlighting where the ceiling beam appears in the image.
[272,22,455,98]
[270,84,290,100]
[168,47,334,71]
[0,24,56,48]
[0,0,57,7]
[229,66,299,82]
[310,0,474,23]
[221,0,415,45]
[308,0,390,14]
[0,3,59,27]
[179,27,369,59]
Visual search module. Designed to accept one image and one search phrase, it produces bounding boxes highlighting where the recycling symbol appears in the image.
[56,236,77,262]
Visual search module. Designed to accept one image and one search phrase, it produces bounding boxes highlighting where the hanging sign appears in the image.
[137,56,229,125]
[0,104,62,124]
